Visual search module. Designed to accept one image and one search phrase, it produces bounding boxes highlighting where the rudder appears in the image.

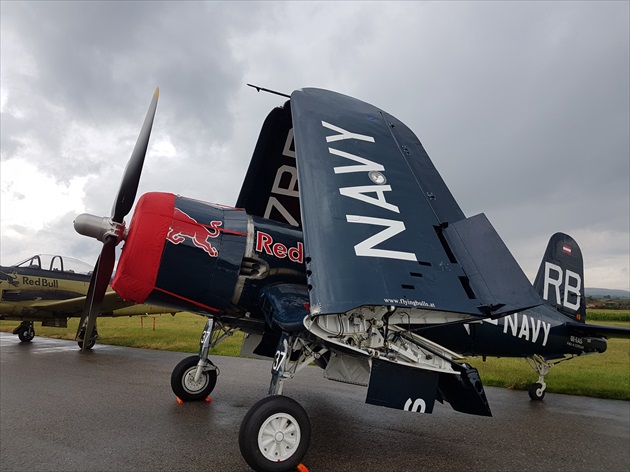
[533,233,586,322]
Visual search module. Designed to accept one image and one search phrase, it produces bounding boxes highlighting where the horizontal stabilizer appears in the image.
[566,321,630,339]
[443,213,542,316]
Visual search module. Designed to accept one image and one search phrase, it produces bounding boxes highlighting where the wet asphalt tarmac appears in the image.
[1,332,629,472]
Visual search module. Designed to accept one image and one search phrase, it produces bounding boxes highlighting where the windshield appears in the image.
[12,254,94,275]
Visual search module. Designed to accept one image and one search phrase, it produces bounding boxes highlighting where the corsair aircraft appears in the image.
[0,253,176,348]
[73,87,630,471]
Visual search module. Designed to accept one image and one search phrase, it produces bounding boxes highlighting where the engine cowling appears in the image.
[112,192,248,314]
[112,192,307,319]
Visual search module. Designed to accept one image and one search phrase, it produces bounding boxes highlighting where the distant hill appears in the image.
[585,288,630,299]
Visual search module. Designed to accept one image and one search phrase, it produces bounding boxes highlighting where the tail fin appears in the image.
[533,233,586,322]
[236,101,302,228]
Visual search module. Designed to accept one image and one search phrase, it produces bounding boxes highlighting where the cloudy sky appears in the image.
[1,1,628,290]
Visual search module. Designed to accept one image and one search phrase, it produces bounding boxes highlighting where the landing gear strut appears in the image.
[14,322,35,342]
[526,355,552,400]
[526,354,572,401]
[239,332,321,472]
[170,317,230,401]
[171,355,217,402]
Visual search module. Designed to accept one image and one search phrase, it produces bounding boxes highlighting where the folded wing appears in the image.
[290,88,540,317]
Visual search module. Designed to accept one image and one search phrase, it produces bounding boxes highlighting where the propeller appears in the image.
[73,88,159,350]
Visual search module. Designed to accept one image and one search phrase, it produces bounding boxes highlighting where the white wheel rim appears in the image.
[258,412,301,462]
[183,367,208,393]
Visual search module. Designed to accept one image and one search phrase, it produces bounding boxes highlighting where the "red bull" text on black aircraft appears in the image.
[73,87,630,472]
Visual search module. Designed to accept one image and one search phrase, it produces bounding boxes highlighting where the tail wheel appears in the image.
[239,395,311,472]
[171,355,217,401]
[528,382,546,401]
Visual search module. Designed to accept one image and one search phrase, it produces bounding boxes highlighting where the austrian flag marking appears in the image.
[562,245,572,255]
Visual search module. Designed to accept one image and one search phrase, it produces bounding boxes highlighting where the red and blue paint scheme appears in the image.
[73,87,629,472]
[112,192,307,333]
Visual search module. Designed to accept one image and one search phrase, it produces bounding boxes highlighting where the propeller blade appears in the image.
[75,262,99,339]
[76,237,117,351]
[111,87,160,223]
[74,88,160,351]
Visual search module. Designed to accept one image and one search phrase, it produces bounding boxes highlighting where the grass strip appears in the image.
[1,311,628,400]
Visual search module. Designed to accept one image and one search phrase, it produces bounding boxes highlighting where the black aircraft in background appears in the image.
[73,87,629,471]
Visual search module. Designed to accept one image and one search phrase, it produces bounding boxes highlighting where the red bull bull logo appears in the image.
[167,208,222,257]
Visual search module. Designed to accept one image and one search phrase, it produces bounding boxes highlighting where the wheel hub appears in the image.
[184,369,208,392]
[258,413,301,462]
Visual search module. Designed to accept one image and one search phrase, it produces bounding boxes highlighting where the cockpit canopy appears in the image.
[12,254,93,275]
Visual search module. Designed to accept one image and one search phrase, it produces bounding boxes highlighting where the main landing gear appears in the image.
[77,326,98,350]
[170,318,226,401]
[239,332,324,472]
[171,355,218,401]
[239,395,310,472]
[171,321,321,471]
[13,322,35,342]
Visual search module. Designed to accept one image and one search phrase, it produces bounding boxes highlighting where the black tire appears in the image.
[528,382,545,401]
[171,355,217,401]
[17,325,35,342]
[77,328,97,350]
[239,395,311,472]
[77,337,96,350]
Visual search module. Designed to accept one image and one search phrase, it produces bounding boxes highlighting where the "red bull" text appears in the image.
[255,231,303,264]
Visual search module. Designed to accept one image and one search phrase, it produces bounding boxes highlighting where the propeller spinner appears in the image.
[73,88,159,350]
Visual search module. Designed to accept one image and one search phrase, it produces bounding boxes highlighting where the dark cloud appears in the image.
[1,1,628,288]
[1,1,265,181]
[3,2,249,117]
